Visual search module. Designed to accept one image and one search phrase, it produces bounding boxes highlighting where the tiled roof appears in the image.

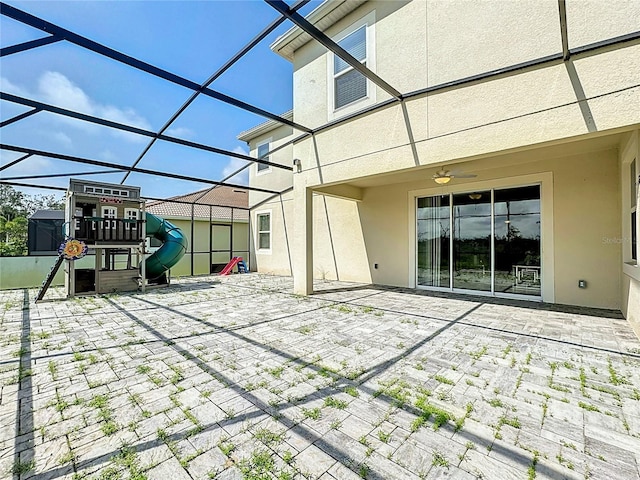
[146,186,249,221]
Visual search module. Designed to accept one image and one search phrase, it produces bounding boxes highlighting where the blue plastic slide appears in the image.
[144,213,188,280]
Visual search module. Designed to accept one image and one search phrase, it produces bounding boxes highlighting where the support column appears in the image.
[293,186,313,295]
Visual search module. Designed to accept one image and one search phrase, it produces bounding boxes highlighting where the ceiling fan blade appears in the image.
[452,173,477,178]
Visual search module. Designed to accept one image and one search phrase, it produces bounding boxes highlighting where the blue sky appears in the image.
[1,0,319,200]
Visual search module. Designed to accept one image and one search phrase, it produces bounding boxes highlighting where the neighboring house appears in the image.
[239,0,640,335]
[28,210,64,255]
[146,186,250,276]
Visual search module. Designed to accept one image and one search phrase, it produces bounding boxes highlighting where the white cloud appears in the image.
[221,146,249,185]
[0,154,54,177]
[98,150,117,162]
[51,132,73,148]
[166,126,194,138]
[38,72,151,130]
[0,76,29,97]
[3,72,151,141]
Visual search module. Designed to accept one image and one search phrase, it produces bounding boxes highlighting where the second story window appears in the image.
[334,25,367,109]
[256,140,271,174]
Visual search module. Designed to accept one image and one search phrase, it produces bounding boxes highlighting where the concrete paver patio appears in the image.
[1,274,639,480]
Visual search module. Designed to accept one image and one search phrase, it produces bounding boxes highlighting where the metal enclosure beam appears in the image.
[120,0,310,184]
[0,2,312,133]
[558,0,570,60]
[0,153,31,171]
[0,144,282,194]
[1,169,123,181]
[1,92,292,171]
[0,108,41,128]
[0,35,62,57]
[0,180,67,191]
[266,0,403,101]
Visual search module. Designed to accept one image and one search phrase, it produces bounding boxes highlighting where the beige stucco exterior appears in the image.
[241,0,640,324]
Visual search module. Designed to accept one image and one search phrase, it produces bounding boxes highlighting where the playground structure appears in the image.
[219,256,248,276]
[36,180,187,301]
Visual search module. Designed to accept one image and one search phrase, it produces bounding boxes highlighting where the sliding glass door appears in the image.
[417,185,541,298]
[452,191,492,292]
[494,186,541,296]
[417,196,450,287]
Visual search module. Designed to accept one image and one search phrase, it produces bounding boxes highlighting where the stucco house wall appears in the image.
[241,0,639,321]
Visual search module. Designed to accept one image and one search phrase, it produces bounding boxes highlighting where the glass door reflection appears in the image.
[452,191,492,292]
[417,196,450,287]
[494,186,541,296]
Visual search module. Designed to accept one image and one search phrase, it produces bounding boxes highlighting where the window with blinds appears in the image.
[334,25,367,109]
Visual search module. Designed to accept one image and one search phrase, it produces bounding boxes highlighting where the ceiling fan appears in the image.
[432,168,477,184]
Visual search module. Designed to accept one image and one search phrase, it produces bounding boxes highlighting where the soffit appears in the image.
[341,132,625,189]
[271,0,368,62]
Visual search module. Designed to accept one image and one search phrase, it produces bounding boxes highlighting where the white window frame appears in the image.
[630,157,638,263]
[621,134,640,282]
[328,11,376,120]
[256,138,272,176]
[124,208,139,230]
[83,185,130,197]
[255,210,272,254]
[101,206,117,230]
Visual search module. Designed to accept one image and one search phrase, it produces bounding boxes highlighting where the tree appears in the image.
[0,216,28,256]
[0,184,27,221]
[0,185,64,256]
[24,194,65,215]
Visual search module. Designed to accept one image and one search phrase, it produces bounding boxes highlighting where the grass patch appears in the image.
[434,374,454,386]
[238,449,275,478]
[470,345,488,361]
[302,407,321,420]
[578,401,600,412]
[12,459,35,474]
[48,361,58,380]
[324,396,348,409]
[607,357,629,386]
[432,450,449,468]
[267,365,284,378]
[254,428,285,447]
[374,378,412,407]
[528,452,539,480]
[499,414,521,429]
[219,441,235,457]
[101,421,118,436]
[344,386,359,397]
[414,395,453,431]
[579,367,590,398]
